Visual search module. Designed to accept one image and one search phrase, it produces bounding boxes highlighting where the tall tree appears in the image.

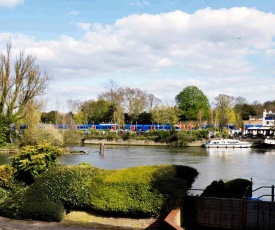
[214,94,235,130]
[147,94,161,111]
[251,101,264,116]
[151,105,178,129]
[21,100,41,145]
[120,87,148,122]
[175,86,210,121]
[81,99,111,124]
[0,41,48,124]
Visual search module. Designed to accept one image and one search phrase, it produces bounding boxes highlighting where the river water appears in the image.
[1,145,275,200]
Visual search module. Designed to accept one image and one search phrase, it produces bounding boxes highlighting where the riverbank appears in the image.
[83,138,206,147]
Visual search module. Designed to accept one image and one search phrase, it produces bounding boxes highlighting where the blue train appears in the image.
[75,123,181,131]
[18,123,181,131]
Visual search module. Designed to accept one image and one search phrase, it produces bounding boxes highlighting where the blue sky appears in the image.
[0,0,275,112]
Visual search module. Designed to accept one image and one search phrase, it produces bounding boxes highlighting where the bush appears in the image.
[18,201,65,222]
[35,126,64,146]
[0,193,65,222]
[12,141,63,185]
[63,130,83,144]
[201,180,230,198]
[201,178,251,198]
[225,178,252,198]
[25,164,101,209]
[0,187,9,203]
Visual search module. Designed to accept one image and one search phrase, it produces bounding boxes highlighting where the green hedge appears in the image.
[0,192,65,222]
[0,164,198,220]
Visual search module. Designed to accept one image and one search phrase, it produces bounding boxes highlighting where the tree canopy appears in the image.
[175,86,210,121]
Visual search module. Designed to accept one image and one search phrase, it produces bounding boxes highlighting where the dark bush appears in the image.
[201,180,230,198]
[225,178,252,198]
[201,178,251,198]
[18,201,65,222]
[0,193,64,222]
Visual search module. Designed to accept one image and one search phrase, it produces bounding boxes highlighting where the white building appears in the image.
[244,110,275,137]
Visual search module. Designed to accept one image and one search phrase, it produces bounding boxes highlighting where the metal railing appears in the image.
[252,185,274,202]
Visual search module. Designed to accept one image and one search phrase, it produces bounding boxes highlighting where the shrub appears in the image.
[35,126,64,146]
[201,180,230,198]
[63,130,83,144]
[0,192,65,222]
[12,141,63,185]
[0,187,9,203]
[25,164,102,209]
[201,178,251,198]
[225,178,252,198]
[18,201,65,222]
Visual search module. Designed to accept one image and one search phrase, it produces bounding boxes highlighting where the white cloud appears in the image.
[1,7,275,111]
[76,22,92,32]
[67,11,80,16]
[0,0,24,7]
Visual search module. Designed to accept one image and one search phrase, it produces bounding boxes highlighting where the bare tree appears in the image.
[67,99,83,114]
[120,87,148,122]
[0,41,49,123]
[147,94,161,111]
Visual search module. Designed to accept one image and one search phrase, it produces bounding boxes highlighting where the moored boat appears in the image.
[259,138,275,148]
[203,139,252,148]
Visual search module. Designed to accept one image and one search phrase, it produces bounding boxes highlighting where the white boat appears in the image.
[259,138,275,148]
[203,139,252,148]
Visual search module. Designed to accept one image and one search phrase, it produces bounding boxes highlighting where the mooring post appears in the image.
[99,142,104,155]
[272,185,274,202]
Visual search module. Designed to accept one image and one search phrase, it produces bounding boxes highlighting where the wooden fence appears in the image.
[182,196,275,230]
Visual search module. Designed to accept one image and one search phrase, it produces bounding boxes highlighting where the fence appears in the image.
[182,196,275,230]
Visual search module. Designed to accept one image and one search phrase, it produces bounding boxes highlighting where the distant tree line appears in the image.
[41,85,272,132]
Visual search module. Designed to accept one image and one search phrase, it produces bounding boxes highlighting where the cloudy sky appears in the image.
[0,0,275,112]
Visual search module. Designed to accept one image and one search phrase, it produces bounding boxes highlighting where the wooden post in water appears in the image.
[99,142,104,155]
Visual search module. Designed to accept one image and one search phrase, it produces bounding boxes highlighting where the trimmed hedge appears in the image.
[0,164,198,221]
[0,192,65,222]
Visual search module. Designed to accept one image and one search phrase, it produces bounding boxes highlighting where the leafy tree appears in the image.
[81,99,111,124]
[234,103,256,120]
[11,141,63,185]
[251,101,264,116]
[151,105,178,129]
[41,111,58,124]
[73,111,85,124]
[263,100,275,112]
[0,116,9,146]
[175,86,210,121]
[215,94,235,130]
[137,112,152,124]
[21,100,41,145]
